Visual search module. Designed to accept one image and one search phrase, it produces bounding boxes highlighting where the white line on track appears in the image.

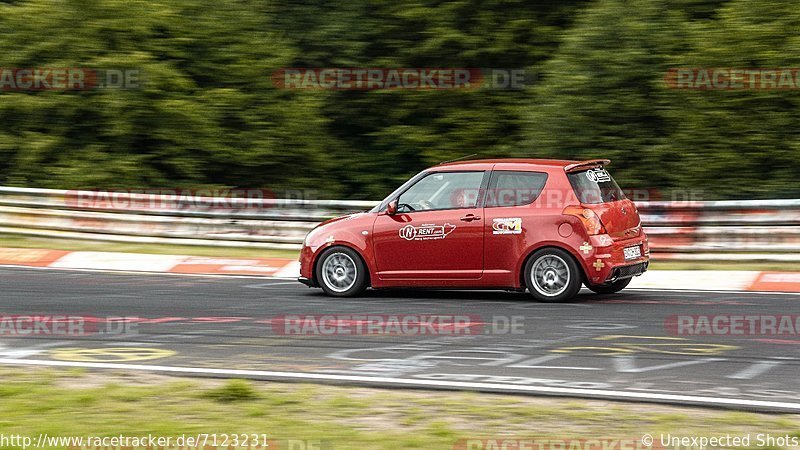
[623,288,800,296]
[1,358,799,412]
[243,281,305,288]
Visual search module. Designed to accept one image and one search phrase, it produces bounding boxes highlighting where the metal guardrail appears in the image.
[0,186,798,260]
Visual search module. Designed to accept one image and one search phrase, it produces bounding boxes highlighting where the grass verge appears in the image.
[0,368,798,449]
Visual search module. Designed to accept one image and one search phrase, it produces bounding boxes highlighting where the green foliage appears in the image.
[528,0,800,199]
[202,379,259,403]
[0,0,796,199]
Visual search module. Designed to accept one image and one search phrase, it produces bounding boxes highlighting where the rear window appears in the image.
[567,167,626,204]
[485,171,548,207]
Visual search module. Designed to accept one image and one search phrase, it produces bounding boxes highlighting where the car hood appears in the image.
[304,211,376,247]
[316,211,373,228]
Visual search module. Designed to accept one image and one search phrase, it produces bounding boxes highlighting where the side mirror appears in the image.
[386,199,398,215]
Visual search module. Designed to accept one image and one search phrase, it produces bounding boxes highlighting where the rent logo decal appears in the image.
[666,314,800,336]
[399,223,456,241]
[492,217,522,235]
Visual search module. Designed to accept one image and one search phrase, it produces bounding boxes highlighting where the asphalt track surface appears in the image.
[2,266,800,412]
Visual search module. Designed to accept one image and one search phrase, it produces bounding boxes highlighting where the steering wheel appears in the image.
[417,200,434,210]
[398,202,416,212]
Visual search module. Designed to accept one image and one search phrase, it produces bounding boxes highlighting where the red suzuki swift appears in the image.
[298,159,649,302]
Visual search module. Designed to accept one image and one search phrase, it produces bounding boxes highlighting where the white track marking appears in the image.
[243,281,304,288]
[630,270,758,291]
[273,261,301,278]
[0,358,798,412]
[726,361,784,380]
[0,264,293,280]
[49,252,186,272]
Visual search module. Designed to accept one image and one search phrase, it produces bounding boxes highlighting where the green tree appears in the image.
[525,0,691,197]
[0,0,339,194]
[662,0,800,199]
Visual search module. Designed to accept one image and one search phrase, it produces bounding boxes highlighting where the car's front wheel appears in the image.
[524,248,582,303]
[586,277,632,295]
[316,246,368,297]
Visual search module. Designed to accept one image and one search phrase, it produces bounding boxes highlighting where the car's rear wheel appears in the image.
[524,248,582,303]
[586,277,632,295]
[316,246,368,297]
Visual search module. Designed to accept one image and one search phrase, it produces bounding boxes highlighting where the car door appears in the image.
[372,170,487,279]
[483,170,549,278]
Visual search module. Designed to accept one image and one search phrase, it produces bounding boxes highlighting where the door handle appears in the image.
[460,214,481,222]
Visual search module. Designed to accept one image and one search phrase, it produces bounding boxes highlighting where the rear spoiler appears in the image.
[564,159,611,173]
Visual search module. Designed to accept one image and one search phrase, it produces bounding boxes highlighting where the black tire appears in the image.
[523,248,582,303]
[315,246,368,297]
[586,277,632,295]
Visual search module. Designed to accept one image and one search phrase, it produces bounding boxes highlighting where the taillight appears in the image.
[563,205,606,235]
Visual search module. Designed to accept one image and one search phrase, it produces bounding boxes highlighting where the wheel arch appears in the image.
[518,243,588,289]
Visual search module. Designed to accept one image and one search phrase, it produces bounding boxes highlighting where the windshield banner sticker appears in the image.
[492,217,522,235]
[399,223,456,241]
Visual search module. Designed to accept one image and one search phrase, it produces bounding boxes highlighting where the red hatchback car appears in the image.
[299,159,649,302]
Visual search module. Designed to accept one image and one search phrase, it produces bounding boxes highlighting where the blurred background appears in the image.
[1,0,798,201]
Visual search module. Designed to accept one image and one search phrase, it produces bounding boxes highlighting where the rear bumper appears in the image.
[605,260,648,283]
[583,233,649,285]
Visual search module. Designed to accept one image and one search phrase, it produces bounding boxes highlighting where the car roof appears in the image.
[435,158,581,170]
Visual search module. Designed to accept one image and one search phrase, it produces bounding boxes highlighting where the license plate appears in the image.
[623,245,642,261]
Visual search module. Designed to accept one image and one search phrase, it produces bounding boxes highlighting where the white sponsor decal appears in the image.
[586,168,611,183]
[399,223,456,241]
[492,217,522,235]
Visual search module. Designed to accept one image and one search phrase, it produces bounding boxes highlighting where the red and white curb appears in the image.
[0,248,299,278]
[0,247,798,293]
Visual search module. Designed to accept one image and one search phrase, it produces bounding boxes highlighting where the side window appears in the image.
[397,171,484,212]
[486,171,548,207]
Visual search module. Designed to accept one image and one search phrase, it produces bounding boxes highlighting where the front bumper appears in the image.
[299,244,314,283]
